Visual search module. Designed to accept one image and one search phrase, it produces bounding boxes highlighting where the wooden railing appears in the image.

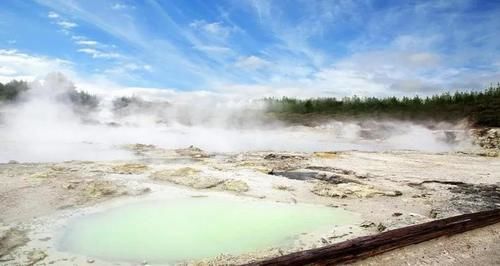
[245,209,500,266]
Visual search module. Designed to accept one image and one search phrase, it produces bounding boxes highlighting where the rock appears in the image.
[270,168,361,185]
[50,166,68,172]
[311,182,400,199]
[272,184,295,191]
[377,223,387,232]
[150,169,249,193]
[360,221,376,228]
[329,233,349,239]
[355,173,373,179]
[111,163,148,174]
[0,253,14,262]
[57,204,75,210]
[306,166,355,176]
[264,153,305,160]
[312,151,337,158]
[151,168,221,188]
[25,249,47,265]
[175,146,211,158]
[124,143,156,152]
[0,226,29,258]
[7,160,18,164]
[86,258,95,263]
[392,212,403,217]
[443,131,458,144]
[478,150,499,157]
[472,128,500,156]
[62,183,76,190]
[219,180,249,193]
[386,190,403,197]
[128,187,152,196]
[30,170,55,179]
[152,167,200,180]
[429,209,439,218]
[83,180,126,198]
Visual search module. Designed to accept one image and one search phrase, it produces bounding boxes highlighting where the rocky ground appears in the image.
[0,130,499,265]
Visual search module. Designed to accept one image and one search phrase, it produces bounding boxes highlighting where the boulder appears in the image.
[111,163,148,174]
[0,226,29,258]
[311,182,402,198]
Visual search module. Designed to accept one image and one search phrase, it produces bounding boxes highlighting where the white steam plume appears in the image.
[0,73,474,163]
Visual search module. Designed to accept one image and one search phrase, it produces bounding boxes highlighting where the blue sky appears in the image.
[0,0,499,97]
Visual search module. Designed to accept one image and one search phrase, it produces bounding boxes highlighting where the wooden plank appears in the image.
[245,209,500,266]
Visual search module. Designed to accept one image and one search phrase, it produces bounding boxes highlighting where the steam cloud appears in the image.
[0,73,474,163]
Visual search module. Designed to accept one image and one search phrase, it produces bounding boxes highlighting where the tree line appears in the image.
[2,79,499,127]
[264,84,500,127]
[0,79,99,112]
[0,80,30,101]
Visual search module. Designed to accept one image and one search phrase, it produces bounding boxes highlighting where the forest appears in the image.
[0,79,99,113]
[265,84,500,127]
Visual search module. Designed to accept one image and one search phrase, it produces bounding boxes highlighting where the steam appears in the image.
[0,73,474,163]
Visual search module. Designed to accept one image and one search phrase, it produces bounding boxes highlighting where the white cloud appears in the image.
[57,20,78,30]
[0,49,74,83]
[111,3,134,10]
[71,35,85,41]
[33,0,499,96]
[72,36,110,50]
[36,0,220,85]
[100,63,154,81]
[235,56,270,70]
[120,63,152,72]
[190,20,234,38]
[0,66,18,76]
[73,37,123,63]
[310,67,390,96]
[248,0,271,22]
[47,11,60,19]
[392,34,443,50]
[193,45,232,54]
[77,48,121,59]
[75,40,99,46]
[408,52,440,66]
[47,11,78,32]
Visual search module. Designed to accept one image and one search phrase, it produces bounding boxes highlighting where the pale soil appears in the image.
[0,145,499,265]
[349,223,500,266]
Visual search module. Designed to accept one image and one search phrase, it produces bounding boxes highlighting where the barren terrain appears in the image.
[1,135,499,265]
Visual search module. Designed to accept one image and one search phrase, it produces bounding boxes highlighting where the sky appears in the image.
[0,0,499,97]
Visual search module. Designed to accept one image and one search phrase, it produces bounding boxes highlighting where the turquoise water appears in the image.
[59,198,355,264]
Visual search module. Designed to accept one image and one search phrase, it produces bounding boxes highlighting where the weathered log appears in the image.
[245,209,500,266]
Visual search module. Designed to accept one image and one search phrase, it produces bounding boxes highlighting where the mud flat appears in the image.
[0,143,499,265]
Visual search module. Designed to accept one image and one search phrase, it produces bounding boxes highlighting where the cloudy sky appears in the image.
[0,0,499,97]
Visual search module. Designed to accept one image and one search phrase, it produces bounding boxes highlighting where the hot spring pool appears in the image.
[59,197,357,264]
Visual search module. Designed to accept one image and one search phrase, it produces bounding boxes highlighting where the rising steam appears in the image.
[0,73,474,163]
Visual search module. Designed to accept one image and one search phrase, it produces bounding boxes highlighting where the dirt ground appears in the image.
[350,223,500,266]
[0,144,499,265]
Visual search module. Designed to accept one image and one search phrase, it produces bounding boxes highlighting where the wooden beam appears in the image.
[245,209,500,266]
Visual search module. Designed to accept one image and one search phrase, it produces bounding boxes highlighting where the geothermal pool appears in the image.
[59,197,356,264]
